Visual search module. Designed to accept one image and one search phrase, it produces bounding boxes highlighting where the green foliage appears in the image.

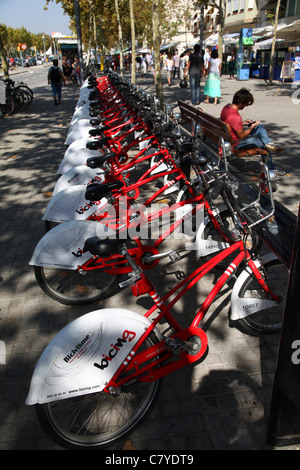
[0,23,51,55]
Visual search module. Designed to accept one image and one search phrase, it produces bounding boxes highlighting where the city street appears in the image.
[0,64,300,451]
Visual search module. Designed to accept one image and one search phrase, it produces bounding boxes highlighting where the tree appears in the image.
[152,0,163,108]
[268,0,281,85]
[129,0,136,84]
[0,24,9,79]
[114,0,124,76]
[196,0,226,63]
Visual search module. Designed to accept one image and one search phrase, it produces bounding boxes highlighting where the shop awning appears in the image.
[160,43,178,51]
[252,26,274,36]
[254,38,285,50]
[224,33,239,44]
[204,33,218,46]
[204,32,240,46]
[136,47,151,53]
[275,19,300,40]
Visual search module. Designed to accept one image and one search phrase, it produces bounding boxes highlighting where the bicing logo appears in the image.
[0,341,5,365]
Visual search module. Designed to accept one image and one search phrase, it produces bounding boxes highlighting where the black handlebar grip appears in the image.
[210,180,225,200]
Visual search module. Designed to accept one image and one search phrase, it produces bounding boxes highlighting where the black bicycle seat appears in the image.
[86,153,116,168]
[85,181,124,201]
[83,237,123,256]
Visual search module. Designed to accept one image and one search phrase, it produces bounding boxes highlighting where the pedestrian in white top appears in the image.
[165,52,174,87]
[204,49,222,105]
[173,50,180,79]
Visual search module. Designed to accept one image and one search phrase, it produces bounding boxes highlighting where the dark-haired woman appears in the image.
[204,48,222,105]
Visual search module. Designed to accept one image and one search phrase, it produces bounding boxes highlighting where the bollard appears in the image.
[267,205,300,446]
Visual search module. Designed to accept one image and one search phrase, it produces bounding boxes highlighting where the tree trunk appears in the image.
[152,0,164,109]
[218,0,226,66]
[114,0,124,77]
[129,0,136,84]
[73,0,85,84]
[0,35,9,80]
[269,0,281,85]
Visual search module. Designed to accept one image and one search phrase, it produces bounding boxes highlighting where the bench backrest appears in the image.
[178,100,231,145]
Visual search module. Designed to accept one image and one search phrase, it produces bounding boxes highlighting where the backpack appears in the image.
[50,66,61,83]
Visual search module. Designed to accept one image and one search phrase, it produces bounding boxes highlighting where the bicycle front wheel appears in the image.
[34,265,120,305]
[233,259,289,335]
[36,349,162,449]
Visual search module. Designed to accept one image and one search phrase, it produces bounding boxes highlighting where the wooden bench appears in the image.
[177,101,296,270]
[178,100,269,161]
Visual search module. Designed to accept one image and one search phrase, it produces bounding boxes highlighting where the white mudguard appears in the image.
[67,118,92,133]
[70,108,93,125]
[42,185,107,223]
[230,252,279,321]
[26,308,157,405]
[64,137,97,156]
[191,204,229,257]
[52,166,105,196]
[29,220,116,269]
[58,147,103,175]
[175,189,229,257]
[64,125,95,146]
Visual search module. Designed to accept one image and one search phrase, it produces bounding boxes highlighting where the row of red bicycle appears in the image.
[26,71,289,450]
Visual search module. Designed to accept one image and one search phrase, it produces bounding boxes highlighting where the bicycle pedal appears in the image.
[175,270,186,280]
[168,250,181,263]
[165,337,187,355]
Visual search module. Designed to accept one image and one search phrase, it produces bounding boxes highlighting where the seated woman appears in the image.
[220,88,284,173]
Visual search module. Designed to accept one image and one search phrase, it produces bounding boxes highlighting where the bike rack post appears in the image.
[267,205,300,446]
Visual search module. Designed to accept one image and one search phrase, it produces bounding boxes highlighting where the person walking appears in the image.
[203,47,211,76]
[165,52,174,87]
[228,55,236,79]
[204,48,222,105]
[48,59,65,105]
[173,50,180,79]
[141,53,147,77]
[183,44,204,105]
[62,56,72,85]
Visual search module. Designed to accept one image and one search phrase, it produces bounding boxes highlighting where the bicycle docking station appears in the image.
[267,205,300,446]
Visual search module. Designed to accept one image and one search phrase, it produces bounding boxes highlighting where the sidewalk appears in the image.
[0,70,299,450]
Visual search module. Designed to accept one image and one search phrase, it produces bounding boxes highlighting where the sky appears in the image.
[0,0,73,36]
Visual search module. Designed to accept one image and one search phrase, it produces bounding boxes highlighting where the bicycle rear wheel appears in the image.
[34,265,120,305]
[234,259,289,335]
[0,95,16,115]
[36,337,162,449]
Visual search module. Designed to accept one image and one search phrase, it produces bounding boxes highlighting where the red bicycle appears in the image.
[27,165,288,450]
[31,158,262,306]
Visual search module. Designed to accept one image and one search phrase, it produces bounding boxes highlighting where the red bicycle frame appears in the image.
[105,239,282,390]
[78,194,231,275]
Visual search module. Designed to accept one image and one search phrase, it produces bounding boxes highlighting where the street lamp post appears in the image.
[42,34,46,59]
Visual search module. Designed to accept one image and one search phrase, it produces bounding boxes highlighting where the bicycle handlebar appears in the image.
[210,179,225,200]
